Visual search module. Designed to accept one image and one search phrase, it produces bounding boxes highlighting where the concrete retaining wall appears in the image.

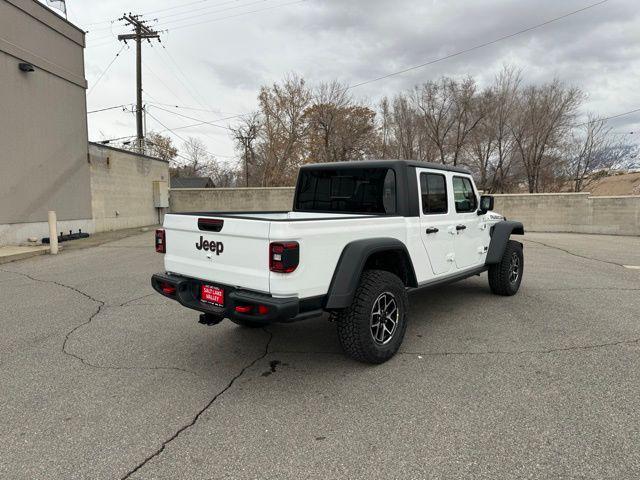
[89,143,170,232]
[169,187,295,213]
[170,188,640,236]
[494,193,640,236]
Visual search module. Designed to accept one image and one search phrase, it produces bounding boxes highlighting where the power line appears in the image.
[87,44,127,96]
[142,60,189,104]
[146,110,235,158]
[143,0,238,17]
[166,0,305,31]
[151,105,233,130]
[156,0,276,28]
[575,107,640,127]
[153,45,212,110]
[87,104,132,114]
[146,101,240,115]
[348,0,610,89]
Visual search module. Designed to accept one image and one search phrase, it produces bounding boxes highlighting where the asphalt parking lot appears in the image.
[1,231,639,479]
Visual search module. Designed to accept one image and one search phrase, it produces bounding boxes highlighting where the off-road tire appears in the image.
[228,318,266,328]
[488,239,523,296]
[333,269,408,364]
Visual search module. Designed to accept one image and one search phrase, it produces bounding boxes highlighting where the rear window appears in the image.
[295,168,397,214]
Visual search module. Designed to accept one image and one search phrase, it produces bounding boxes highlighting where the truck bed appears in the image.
[162,211,414,299]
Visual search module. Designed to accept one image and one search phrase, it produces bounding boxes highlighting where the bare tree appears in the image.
[567,115,619,191]
[256,73,311,186]
[144,132,178,163]
[464,87,497,189]
[176,137,214,177]
[510,79,583,192]
[230,112,261,186]
[413,76,484,165]
[303,80,377,162]
[413,78,456,164]
[488,65,522,192]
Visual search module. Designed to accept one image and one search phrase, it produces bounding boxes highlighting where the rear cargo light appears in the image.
[269,242,299,273]
[155,229,166,253]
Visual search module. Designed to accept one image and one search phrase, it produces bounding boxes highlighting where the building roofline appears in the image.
[30,0,86,36]
[89,142,168,163]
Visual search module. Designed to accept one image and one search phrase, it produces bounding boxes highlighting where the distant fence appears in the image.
[169,187,295,213]
[494,193,640,236]
[169,188,640,236]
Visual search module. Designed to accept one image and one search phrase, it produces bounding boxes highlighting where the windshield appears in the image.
[294,167,397,214]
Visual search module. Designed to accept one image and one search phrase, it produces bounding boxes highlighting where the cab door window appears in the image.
[420,173,448,214]
[452,176,477,213]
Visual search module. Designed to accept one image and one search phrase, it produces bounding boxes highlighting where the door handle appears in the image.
[456,225,467,231]
[425,227,439,234]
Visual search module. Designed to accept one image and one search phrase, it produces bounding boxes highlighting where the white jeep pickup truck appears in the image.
[152,160,524,363]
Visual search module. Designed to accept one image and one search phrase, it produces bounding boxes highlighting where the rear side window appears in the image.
[419,173,448,214]
[452,176,478,213]
[295,168,396,214]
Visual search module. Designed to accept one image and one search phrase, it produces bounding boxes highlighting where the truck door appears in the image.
[451,175,484,269]
[417,169,455,275]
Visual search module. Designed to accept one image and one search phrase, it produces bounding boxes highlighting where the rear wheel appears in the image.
[488,239,523,296]
[333,270,408,364]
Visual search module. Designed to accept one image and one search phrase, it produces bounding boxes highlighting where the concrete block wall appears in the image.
[169,187,295,213]
[89,143,169,232]
[170,188,640,236]
[494,193,640,235]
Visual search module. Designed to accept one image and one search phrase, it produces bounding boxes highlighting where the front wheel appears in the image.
[333,270,408,364]
[488,239,523,296]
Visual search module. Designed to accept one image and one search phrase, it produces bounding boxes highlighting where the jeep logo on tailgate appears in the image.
[195,236,224,255]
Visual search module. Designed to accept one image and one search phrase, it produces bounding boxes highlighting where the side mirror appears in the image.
[478,195,494,214]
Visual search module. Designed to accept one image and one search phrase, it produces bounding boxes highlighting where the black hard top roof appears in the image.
[299,159,471,175]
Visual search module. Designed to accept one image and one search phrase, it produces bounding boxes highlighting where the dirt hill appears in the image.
[587,172,640,196]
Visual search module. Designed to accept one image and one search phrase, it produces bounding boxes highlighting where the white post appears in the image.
[48,211,59,255]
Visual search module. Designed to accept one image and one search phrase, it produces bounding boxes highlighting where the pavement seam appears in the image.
[524,239,625,267]
[0,267,198,377]
[120,328,274,480]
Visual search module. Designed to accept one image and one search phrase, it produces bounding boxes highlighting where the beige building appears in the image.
[0,0,168,245]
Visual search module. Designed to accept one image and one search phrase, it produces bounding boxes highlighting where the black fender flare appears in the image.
[325,238,417,309]
[485,221,525,265]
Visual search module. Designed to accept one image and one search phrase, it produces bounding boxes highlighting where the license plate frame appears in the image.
[200,284,224,307]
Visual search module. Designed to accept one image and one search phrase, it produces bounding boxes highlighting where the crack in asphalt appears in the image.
[524,239,626,267]
[0,268,198,377]
[120,328,274,480]
[119,293,156,307]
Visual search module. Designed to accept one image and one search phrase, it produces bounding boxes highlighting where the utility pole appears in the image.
[117,14,160,153]
[235,122,259,187]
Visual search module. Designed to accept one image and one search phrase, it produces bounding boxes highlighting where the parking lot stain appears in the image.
[261,359,282,377]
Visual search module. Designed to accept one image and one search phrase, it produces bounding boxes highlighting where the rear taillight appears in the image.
[160,282,176,296]
[269,241,299,273]
[155,229,166,253]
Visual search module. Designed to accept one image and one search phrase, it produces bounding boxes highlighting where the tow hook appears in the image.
[199,313,224,326]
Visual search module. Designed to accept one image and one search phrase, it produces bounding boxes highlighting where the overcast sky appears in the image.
[59,0,640,163]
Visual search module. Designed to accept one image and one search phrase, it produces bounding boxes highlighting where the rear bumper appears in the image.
[151,272,322,323]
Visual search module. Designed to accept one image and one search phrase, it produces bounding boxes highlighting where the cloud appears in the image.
[75,0,640,158]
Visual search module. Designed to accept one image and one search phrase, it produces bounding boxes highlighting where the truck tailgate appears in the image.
[163,214,271,293]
